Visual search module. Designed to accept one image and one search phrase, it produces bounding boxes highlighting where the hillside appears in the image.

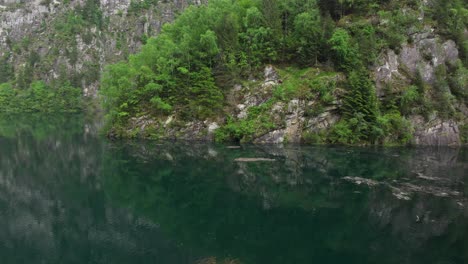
[0,0,200,110]
[1,0,467,145]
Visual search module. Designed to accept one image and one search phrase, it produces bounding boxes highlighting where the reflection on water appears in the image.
[0,115,467,264]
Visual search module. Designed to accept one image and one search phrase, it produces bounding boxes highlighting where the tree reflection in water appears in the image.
[104,142,468,264]
[0,115,466,264]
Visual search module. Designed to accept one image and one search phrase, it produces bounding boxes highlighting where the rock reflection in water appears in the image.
[105,142,468,264]
[0,115,196,264]
[0,115,466,264]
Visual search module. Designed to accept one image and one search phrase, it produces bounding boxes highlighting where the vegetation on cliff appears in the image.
[0,0,466,143]
[0,0,106,113]
[99,0,467,144]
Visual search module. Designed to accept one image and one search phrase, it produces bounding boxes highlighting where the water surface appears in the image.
[0,115,467,264]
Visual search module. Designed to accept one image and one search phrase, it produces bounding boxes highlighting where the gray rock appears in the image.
[412,118,461,146]
[235,158,275,162]
[374,29,460,94]
[0,0,202,97]
[264,64,279,83]
[236,65,280,119]
[253,130,286,144]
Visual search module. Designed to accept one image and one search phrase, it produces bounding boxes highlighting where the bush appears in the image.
[461,124,468,144]
[328,119,360,145]
[215,103,276,143]
[400,85,419,115]
[377,111,413,145]
[0,81,82,113]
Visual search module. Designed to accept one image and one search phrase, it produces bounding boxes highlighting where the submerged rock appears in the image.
[342,176,380,187]
[235,158,276,162]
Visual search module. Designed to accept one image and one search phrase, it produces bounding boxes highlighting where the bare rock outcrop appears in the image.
[374,28,459,97]
[411,117,461,146]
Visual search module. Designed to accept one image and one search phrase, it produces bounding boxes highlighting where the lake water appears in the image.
[0,115,467,264]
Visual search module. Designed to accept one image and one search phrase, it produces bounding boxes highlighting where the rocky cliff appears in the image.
[100,0,467,146]
[123,60,465,146]
[0,0,200,96]
[1,0,467,146]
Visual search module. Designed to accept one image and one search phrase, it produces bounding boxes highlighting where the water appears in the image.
[0,115,467,264]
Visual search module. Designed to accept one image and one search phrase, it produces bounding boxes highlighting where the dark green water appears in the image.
[0,115,467,264]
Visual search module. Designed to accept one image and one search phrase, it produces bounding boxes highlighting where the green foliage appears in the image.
[0,54,14,83]
[318,0,390,19]
[328,67,413,145]
[302,130,326,144]
[0,81,82,113]
[274,67,339,116]
[293,9,323,65]
[347,20,378,66]
[430,0,468,64]
[186,67,224,119]
[376,111,413,145]
[53,0,103,47]
[328,28,360,71]
[433,65,455,119]
[103,0,318,130]
[400,85,419,115]
[461,124,468,144]
[377,9,419,51]
[431,0,468,39]
[328,119,360,144]
[79,0,104,29]
[448,61,468,102]
[99,0,466,144]
[215,102,276,143]
[54,11,86,40]
[342,70,378,121]
[128,0,159,14]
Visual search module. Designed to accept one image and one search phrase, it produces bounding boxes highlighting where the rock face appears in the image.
[412,118,461,146]
[1,3,465,145]
[254,99,308,144]
[374,28,459,96]
[123,114,219,141]
[127,63,464,146]
[0,0,201,97]
[371,27,465,146]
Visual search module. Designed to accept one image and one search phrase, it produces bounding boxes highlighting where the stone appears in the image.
[207,122,219,133]
[342,176,380,187]
[253,130,285,144]
[0,0,202,97]
[235,158,275,162]
[412,119,461,146]
[264,64,279,83]
[164,115,174,127]
[374,29,461,95]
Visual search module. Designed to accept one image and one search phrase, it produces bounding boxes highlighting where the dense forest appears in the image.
[100,0,467,144]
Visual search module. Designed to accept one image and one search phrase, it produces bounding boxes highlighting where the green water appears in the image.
[0,115,467,264]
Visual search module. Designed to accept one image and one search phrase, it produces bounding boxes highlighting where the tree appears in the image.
[188,67,224,119]
[293,9,323,65]
[328,28,360,71]
[0,54,13,84]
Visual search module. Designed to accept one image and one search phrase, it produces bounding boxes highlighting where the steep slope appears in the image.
[100,0,468,145]
[0,0,200,98]
[0,0,466,145]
